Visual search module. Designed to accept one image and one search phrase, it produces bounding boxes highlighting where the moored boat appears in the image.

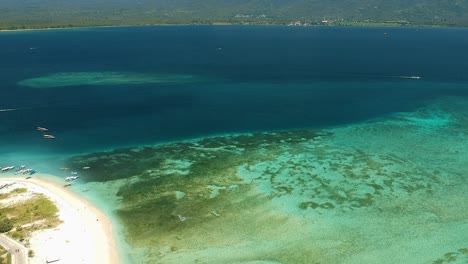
[65,176,79,182]
[1,166,15,172]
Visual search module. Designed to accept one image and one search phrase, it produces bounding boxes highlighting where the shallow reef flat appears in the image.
[18,71,211,88]
[66,96,468,264]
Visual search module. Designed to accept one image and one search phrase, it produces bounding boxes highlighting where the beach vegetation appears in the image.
[12,188,27,194]
[0,188,28,200]
[9,229,27,241]
[0,246,12,264]
[0,249,12,264]
[28,250,34,258]
[0,218,13,233]
[0,244,7,255]
[0,195,59,224]
[0,193,61,239]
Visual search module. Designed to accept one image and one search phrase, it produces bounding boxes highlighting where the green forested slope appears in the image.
[1,0,467,29]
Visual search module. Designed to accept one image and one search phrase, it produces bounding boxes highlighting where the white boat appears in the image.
[1,166,15,172]
[15,169,29,175]
[37,127,49,132]
[65,176,79,182]
[43,134,56,139]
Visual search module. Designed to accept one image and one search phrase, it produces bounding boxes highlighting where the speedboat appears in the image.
[43,134,56,139]
[37,127,49,132]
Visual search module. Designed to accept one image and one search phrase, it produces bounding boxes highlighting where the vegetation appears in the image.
[0,246,6,256]
[0,189,61,242]
[0,188,26,200]
[0,244,11,264]
[0,218,13,233]
[0,0,468,30]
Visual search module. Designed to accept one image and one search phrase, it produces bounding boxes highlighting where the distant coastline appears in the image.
[0,22,459,33]
[0,24,146,33]
[2,0,466,32]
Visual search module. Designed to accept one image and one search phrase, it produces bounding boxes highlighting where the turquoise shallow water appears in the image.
[1,26,468,263]
[60,95,468,264]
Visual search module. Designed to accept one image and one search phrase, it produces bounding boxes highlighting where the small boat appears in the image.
[82,166,91,170]
[37,127,49,132]
[43,134,56,139]
[60,168,69,171]
[29,170,37,175]
[64,183,72,187]
[15,168,32,175]
[65,176,79,182]
[1,166,15,172]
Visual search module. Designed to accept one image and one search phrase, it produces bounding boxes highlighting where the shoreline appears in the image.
[0,23,461,33]
[0,175,119,264]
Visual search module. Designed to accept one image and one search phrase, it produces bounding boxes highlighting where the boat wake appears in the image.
[394,75,422,80]
[0,108,17,112]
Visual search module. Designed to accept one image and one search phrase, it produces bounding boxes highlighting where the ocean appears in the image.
[1,26,467,156]
[1,26,468,263]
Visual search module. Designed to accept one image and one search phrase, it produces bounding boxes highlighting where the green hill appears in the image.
[1,0,468,29]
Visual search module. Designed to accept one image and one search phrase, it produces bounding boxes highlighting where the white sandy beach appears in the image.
[0,176,118,264]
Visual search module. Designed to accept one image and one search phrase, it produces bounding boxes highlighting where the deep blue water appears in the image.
[1,26,468,157]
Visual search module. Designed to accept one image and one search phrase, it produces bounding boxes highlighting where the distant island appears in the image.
[1,0,468,30]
